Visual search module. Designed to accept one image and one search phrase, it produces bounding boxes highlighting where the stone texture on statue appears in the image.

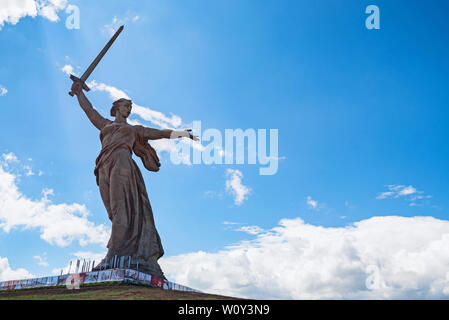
[92,115,166,278]
[70,83,198,279]
[67,27,198,278]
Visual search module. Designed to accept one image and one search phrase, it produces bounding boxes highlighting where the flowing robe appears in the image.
[91,117,169,278]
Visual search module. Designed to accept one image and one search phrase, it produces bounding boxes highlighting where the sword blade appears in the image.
[80,25,124,82]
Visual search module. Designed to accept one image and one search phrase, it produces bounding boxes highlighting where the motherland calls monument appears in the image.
[68,26,198,278]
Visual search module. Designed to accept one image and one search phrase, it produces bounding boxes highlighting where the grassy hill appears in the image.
[0,283,240,300]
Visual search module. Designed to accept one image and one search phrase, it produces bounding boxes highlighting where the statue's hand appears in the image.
[71,81,83,96]
[185,129,200,141]
[174,129,199,141]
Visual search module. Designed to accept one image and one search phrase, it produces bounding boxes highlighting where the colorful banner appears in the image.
[84,271,99,284]
[98,270,112,282]
[125,269,139,283]
[150,276,165,289]
[4,280,18,291]
[15,279,29,289]
[57,274,69,286]
[0,269,200,293]
[111,269,125,281]
[138,272,151,285]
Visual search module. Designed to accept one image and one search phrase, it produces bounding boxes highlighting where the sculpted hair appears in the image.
[111,98,132,116]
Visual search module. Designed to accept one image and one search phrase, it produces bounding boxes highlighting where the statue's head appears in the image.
[111,98,132,118]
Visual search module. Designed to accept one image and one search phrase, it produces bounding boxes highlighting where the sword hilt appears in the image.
[68,74,90,96]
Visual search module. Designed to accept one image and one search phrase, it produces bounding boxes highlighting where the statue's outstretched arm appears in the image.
[142,127,199,141]
[71,82,110,130]
[142,128,173,140]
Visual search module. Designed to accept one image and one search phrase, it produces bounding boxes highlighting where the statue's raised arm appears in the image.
[71,81,110,130]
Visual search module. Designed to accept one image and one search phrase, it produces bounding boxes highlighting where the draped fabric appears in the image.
[93,121,165,278]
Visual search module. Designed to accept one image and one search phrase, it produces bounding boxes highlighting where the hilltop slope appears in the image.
[0,283,240,300]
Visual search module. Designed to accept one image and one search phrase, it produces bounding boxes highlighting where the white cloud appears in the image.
[161,215,449,299]
[377,185,431,207]
[0,153,110,247]
[306,195,318,210]
[87,79,129,100]
[2,152,18,163]
[0,85,7,96]
[87,79,183,129]
[377,185,420,199]
[23,164,34,176]
[222,221,240,225]
[102,14,140,37]
[33,254,49,267]
[235,225,264,235]
[0,0,38,29]
[225,169,250,206]
[398,185,417,196]
[38,0,67,22]
[61,64,76,76]
[149,139,177,153]
[0,256,34,281]
[132,104,183,129]
[306,196,326,211]
[0,0,67,30]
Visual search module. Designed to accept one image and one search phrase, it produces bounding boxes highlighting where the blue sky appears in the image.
[1,1,449,299]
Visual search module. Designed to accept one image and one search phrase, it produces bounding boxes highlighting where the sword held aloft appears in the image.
[68,25,124,96]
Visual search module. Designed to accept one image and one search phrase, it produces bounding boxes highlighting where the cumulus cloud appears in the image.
[0,257,34,281]
[0,0,38,29]
[38,0,67,22]
[0,153,110,247]
[161,215,449,299]
[225,169,250,206]
[0,0,67,30]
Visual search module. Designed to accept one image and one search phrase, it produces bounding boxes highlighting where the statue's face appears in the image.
[117,101,132,118]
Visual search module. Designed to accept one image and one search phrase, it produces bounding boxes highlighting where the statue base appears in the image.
[92,255,165,279]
